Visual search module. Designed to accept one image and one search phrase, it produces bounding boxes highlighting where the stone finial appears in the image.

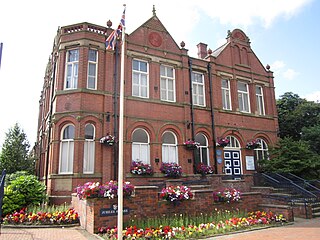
[152,5,156,16]
[208,48,213,55]
[107,20,112,28]
[266,64,270,70]
[180,41,185,48]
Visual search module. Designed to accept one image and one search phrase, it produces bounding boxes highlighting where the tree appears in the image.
[302,125,320,155]
[0,123,34,174]
[259,137,320,179]
[277,92,320,140]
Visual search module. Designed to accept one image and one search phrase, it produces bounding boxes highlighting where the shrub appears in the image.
[2,175,47,216]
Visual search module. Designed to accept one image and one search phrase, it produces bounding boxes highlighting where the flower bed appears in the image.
[213,188,241,203]
[75,180,134,200]
[3,208,79,225]
[97,210,286,239]
[183,139,200,149]
[195,163,214,175]
[160,163,182,178]
[100,134,115,146]
[130,161,153,175]
[160,185,193,205]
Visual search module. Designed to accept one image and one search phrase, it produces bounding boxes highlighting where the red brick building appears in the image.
[36,10,278,204]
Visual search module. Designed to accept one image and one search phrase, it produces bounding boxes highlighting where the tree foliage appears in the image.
[259,137,320,179]
[0,123,34,174]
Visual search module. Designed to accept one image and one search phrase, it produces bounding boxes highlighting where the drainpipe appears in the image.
[188,58,196,172]
[45,51,57,187]
[113,41,119,180]
[207,63,218,173]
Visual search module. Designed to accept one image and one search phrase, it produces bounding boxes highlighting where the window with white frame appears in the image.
[162,131,178,163]
[192,72,205,106]
[256,85,265,115]
[160,65,176,102]
[237,81,250,113]
[132,59,148,98]
[83,124,95,174]
[221,79,232,110]
[87,49,97,89]
[226,135,241,148]
[65,49,79,89]
[195,133,209,165]
[59,124,75,174]
[254,138,269,161]
[132,128,150,164]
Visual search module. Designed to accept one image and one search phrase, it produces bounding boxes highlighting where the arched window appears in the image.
[83,124,95,174]
[132,128,150,164]
[162,131,178,163]
[59,124,75,174]
[254,138,269,161]
[226,136,241,148]
[195,133,209,165]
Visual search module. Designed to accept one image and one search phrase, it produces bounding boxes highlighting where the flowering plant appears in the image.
[160,162,182,178]
[130,161,153,175]
[3,208,79,225]
[183,139,200,149]
[217,137,230,147]
[160,185,193,204]
[246,139,260,149]
[100,134,115,146]
[195,163,214,175]
[212,188,241,203]
[75,180,134,200]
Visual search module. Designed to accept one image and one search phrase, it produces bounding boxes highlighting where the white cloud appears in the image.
[283,68,299,80]
[271,60,286,72]
[305,91,320,103]
[194,0,312,28]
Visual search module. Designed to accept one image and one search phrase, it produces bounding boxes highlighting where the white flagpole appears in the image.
[117,4,126,240]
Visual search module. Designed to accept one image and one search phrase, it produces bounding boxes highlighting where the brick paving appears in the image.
[0,217,319,240]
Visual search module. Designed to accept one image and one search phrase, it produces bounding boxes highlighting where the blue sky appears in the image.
[0,0,319,148]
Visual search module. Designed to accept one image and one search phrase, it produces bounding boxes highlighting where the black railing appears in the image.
[255,172,319,201]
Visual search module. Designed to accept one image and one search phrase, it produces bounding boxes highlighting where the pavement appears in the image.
[0,217,319,240]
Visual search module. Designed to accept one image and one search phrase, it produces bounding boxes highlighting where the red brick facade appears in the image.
[36,12,278,204]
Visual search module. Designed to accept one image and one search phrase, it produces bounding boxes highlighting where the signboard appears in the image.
[216,149,222,156]
[100,204,130,217]
[217,157,223,164]
[245,156,255,170]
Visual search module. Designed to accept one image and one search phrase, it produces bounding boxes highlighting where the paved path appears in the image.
[208,217,320,240]
[0,217,319,239]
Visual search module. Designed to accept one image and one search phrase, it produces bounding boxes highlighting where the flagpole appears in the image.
[117,4,126,240]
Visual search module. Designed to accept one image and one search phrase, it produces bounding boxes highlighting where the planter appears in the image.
[185,144,197,150]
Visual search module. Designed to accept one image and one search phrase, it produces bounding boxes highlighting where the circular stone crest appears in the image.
[148,32,162,47]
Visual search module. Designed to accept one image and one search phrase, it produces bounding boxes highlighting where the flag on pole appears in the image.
[106,7,126,50]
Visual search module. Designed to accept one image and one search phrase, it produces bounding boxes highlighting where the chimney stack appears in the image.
[197,42,207,59]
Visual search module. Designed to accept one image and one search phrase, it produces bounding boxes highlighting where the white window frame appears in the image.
[64,49,79,89]
[59,124,75,174]
[225,135,241,148]
[254,138,269,161]
[83,124,95,174]
[222,79,232,110]
[161,131,178,164]
[195,133,210,165]
[87,49,98,90]
[132,128,150,164]
[256,85,265,115]
[160,65,176,102]
[192,71,205,106]
[237,81,250,113]
[132,59,149,98]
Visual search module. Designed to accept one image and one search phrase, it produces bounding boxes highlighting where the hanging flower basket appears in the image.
[246,139,261,150]
[160,162,182,178]
[196,163,214,176]
[130,161,154,175]
[212,188,241,203]
[217,137,230,147]
[183,139,200,150]
[100,134,115,146]
[160,185,193,206]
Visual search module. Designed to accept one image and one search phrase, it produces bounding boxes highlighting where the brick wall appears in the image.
[72,184,289,234]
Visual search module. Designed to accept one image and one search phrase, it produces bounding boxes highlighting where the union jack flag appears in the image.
[106,7,126,50]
